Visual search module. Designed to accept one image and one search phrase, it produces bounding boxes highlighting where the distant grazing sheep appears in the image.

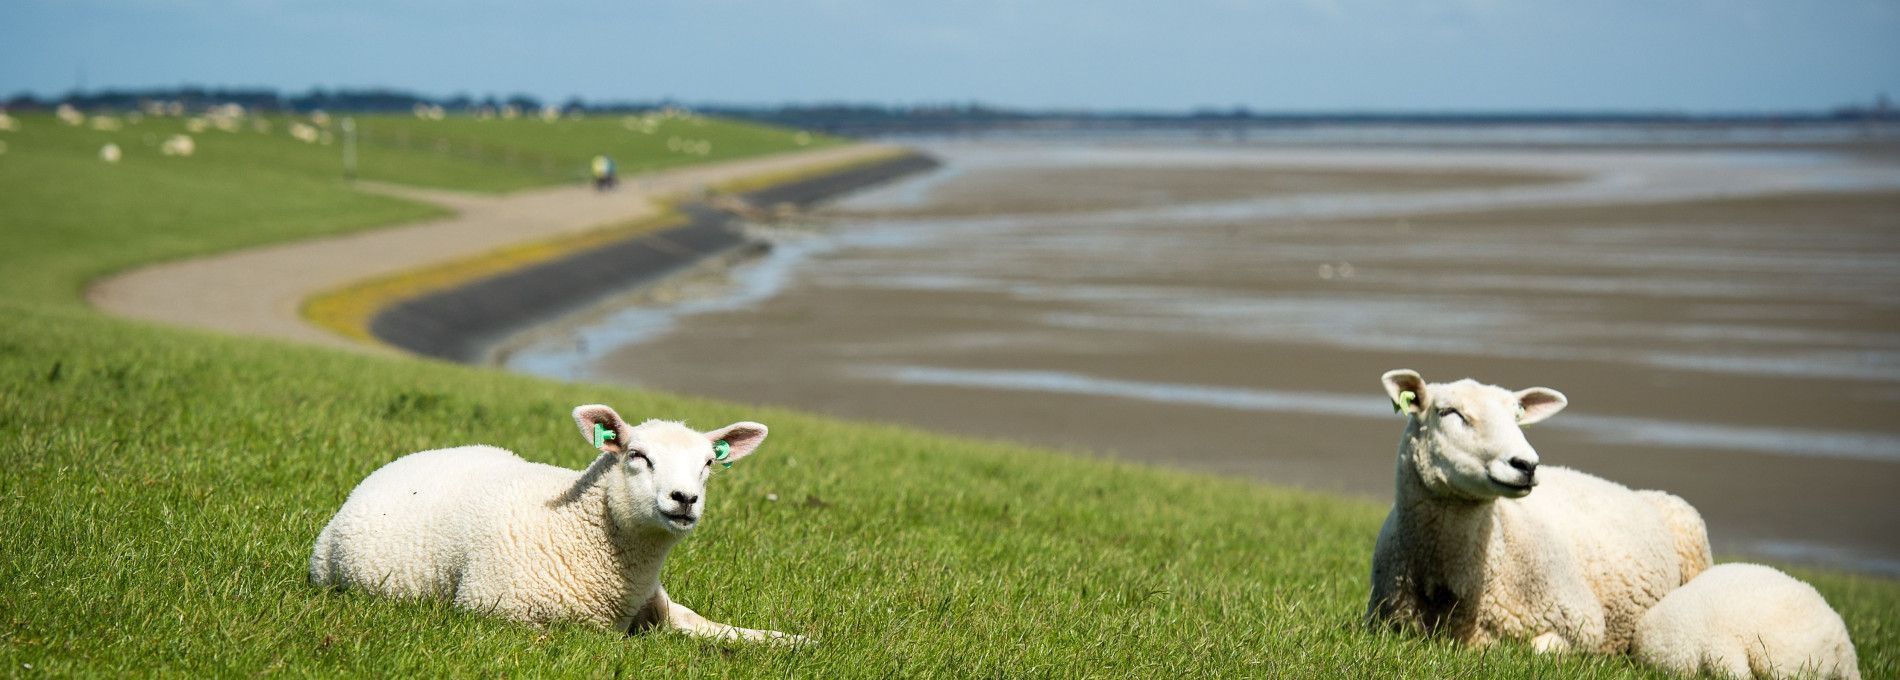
[160,134,195,157]
[309,405,804,643]
[1635,563,1859,680]
[1366,369,1710,654]
[98,143,122,163]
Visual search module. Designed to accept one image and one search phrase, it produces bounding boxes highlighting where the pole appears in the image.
[341,117,358,181]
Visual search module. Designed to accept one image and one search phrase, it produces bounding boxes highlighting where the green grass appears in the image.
[0,111,1895,677]
[345,113,839,192]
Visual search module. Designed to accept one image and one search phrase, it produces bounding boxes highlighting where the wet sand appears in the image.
[508,140,1900,574]
[839,164,1569,217]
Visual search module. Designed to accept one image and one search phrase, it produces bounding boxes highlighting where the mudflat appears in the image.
[521,141,1900,574]
[836,163,1569,217]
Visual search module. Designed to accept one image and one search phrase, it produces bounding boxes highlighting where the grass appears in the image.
[1,111,1896,677]
[347,113,839,192]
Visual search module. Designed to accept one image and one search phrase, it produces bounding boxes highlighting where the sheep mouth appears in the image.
[1488,475,1535,494]
[660,511,698,527]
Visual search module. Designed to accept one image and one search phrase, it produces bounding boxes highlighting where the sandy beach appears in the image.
[506,138,1900,574]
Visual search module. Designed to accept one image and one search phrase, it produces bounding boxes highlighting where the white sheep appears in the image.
[1366,369,1711,654]
[309,404,804,643]
[288,122,319,144]
[160,134,195,157]
[1635,563,1860,680]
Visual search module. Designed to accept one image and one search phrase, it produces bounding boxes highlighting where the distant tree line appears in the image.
[7,86,1894,135]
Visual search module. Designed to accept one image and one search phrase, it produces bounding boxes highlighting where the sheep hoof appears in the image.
[1531,632,1571,654]
[763,630,814,646]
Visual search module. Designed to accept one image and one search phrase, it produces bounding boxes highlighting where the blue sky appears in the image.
[4,0,1898,111]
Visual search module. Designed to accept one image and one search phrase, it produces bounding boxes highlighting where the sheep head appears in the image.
[572,404,768,534]
[1381,370,1566,502]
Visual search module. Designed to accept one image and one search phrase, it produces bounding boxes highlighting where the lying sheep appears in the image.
[1635,563,1860,680]
[309,404,803,643]
[1366,369,1711,654]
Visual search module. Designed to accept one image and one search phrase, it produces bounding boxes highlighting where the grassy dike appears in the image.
[1,114,1896,677]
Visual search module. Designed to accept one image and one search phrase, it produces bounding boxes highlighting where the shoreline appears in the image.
[85,143,920,353]
[367,152,940,362]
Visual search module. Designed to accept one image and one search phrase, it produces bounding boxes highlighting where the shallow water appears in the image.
[504,137,1900,574]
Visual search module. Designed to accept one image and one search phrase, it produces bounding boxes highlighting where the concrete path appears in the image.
[87,143,900,354]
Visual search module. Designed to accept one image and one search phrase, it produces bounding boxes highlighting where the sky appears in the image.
[4,0,1899,112]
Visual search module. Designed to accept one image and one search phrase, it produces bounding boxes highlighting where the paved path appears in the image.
[87,143,900,354]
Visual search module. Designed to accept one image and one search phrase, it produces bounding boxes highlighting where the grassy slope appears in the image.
[350,114,839,192]
[0,114,1895,678]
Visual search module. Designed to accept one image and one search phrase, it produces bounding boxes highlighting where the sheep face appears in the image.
[1382,370,1567,502]
[572,405,768,535]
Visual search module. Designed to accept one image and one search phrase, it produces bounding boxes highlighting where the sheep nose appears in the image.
[669,491,699,506]
[1508,457,1538,476]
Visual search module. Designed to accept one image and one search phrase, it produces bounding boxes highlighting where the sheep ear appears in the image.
[1514,388,1567,425]
[572,404,632,455]
[1382,369,1427,415]
[704,421,768,462]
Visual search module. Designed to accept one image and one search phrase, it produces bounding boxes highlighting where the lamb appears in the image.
[309,404,804,643]
[1634,563,1860,680]
[1365,369,1711,654]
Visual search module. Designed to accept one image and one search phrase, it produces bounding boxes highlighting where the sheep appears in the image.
[1634,563,1860,680]
[98,143,122,163]
[309,404,804,643]
[160,134,195,157]
[1365,369,1711,654]
[288,122,319,144]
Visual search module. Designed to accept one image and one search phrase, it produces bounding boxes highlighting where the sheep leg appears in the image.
[651,589,809,645]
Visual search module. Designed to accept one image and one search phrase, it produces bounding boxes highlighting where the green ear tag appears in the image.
[713,439,732,469]
[1392,390,1417,413]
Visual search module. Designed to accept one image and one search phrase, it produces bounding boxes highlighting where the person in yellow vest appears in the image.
[590,155,617,191]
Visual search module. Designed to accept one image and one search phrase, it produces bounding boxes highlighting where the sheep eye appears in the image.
[1437,408,1463,422]
[627,450,652,468]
